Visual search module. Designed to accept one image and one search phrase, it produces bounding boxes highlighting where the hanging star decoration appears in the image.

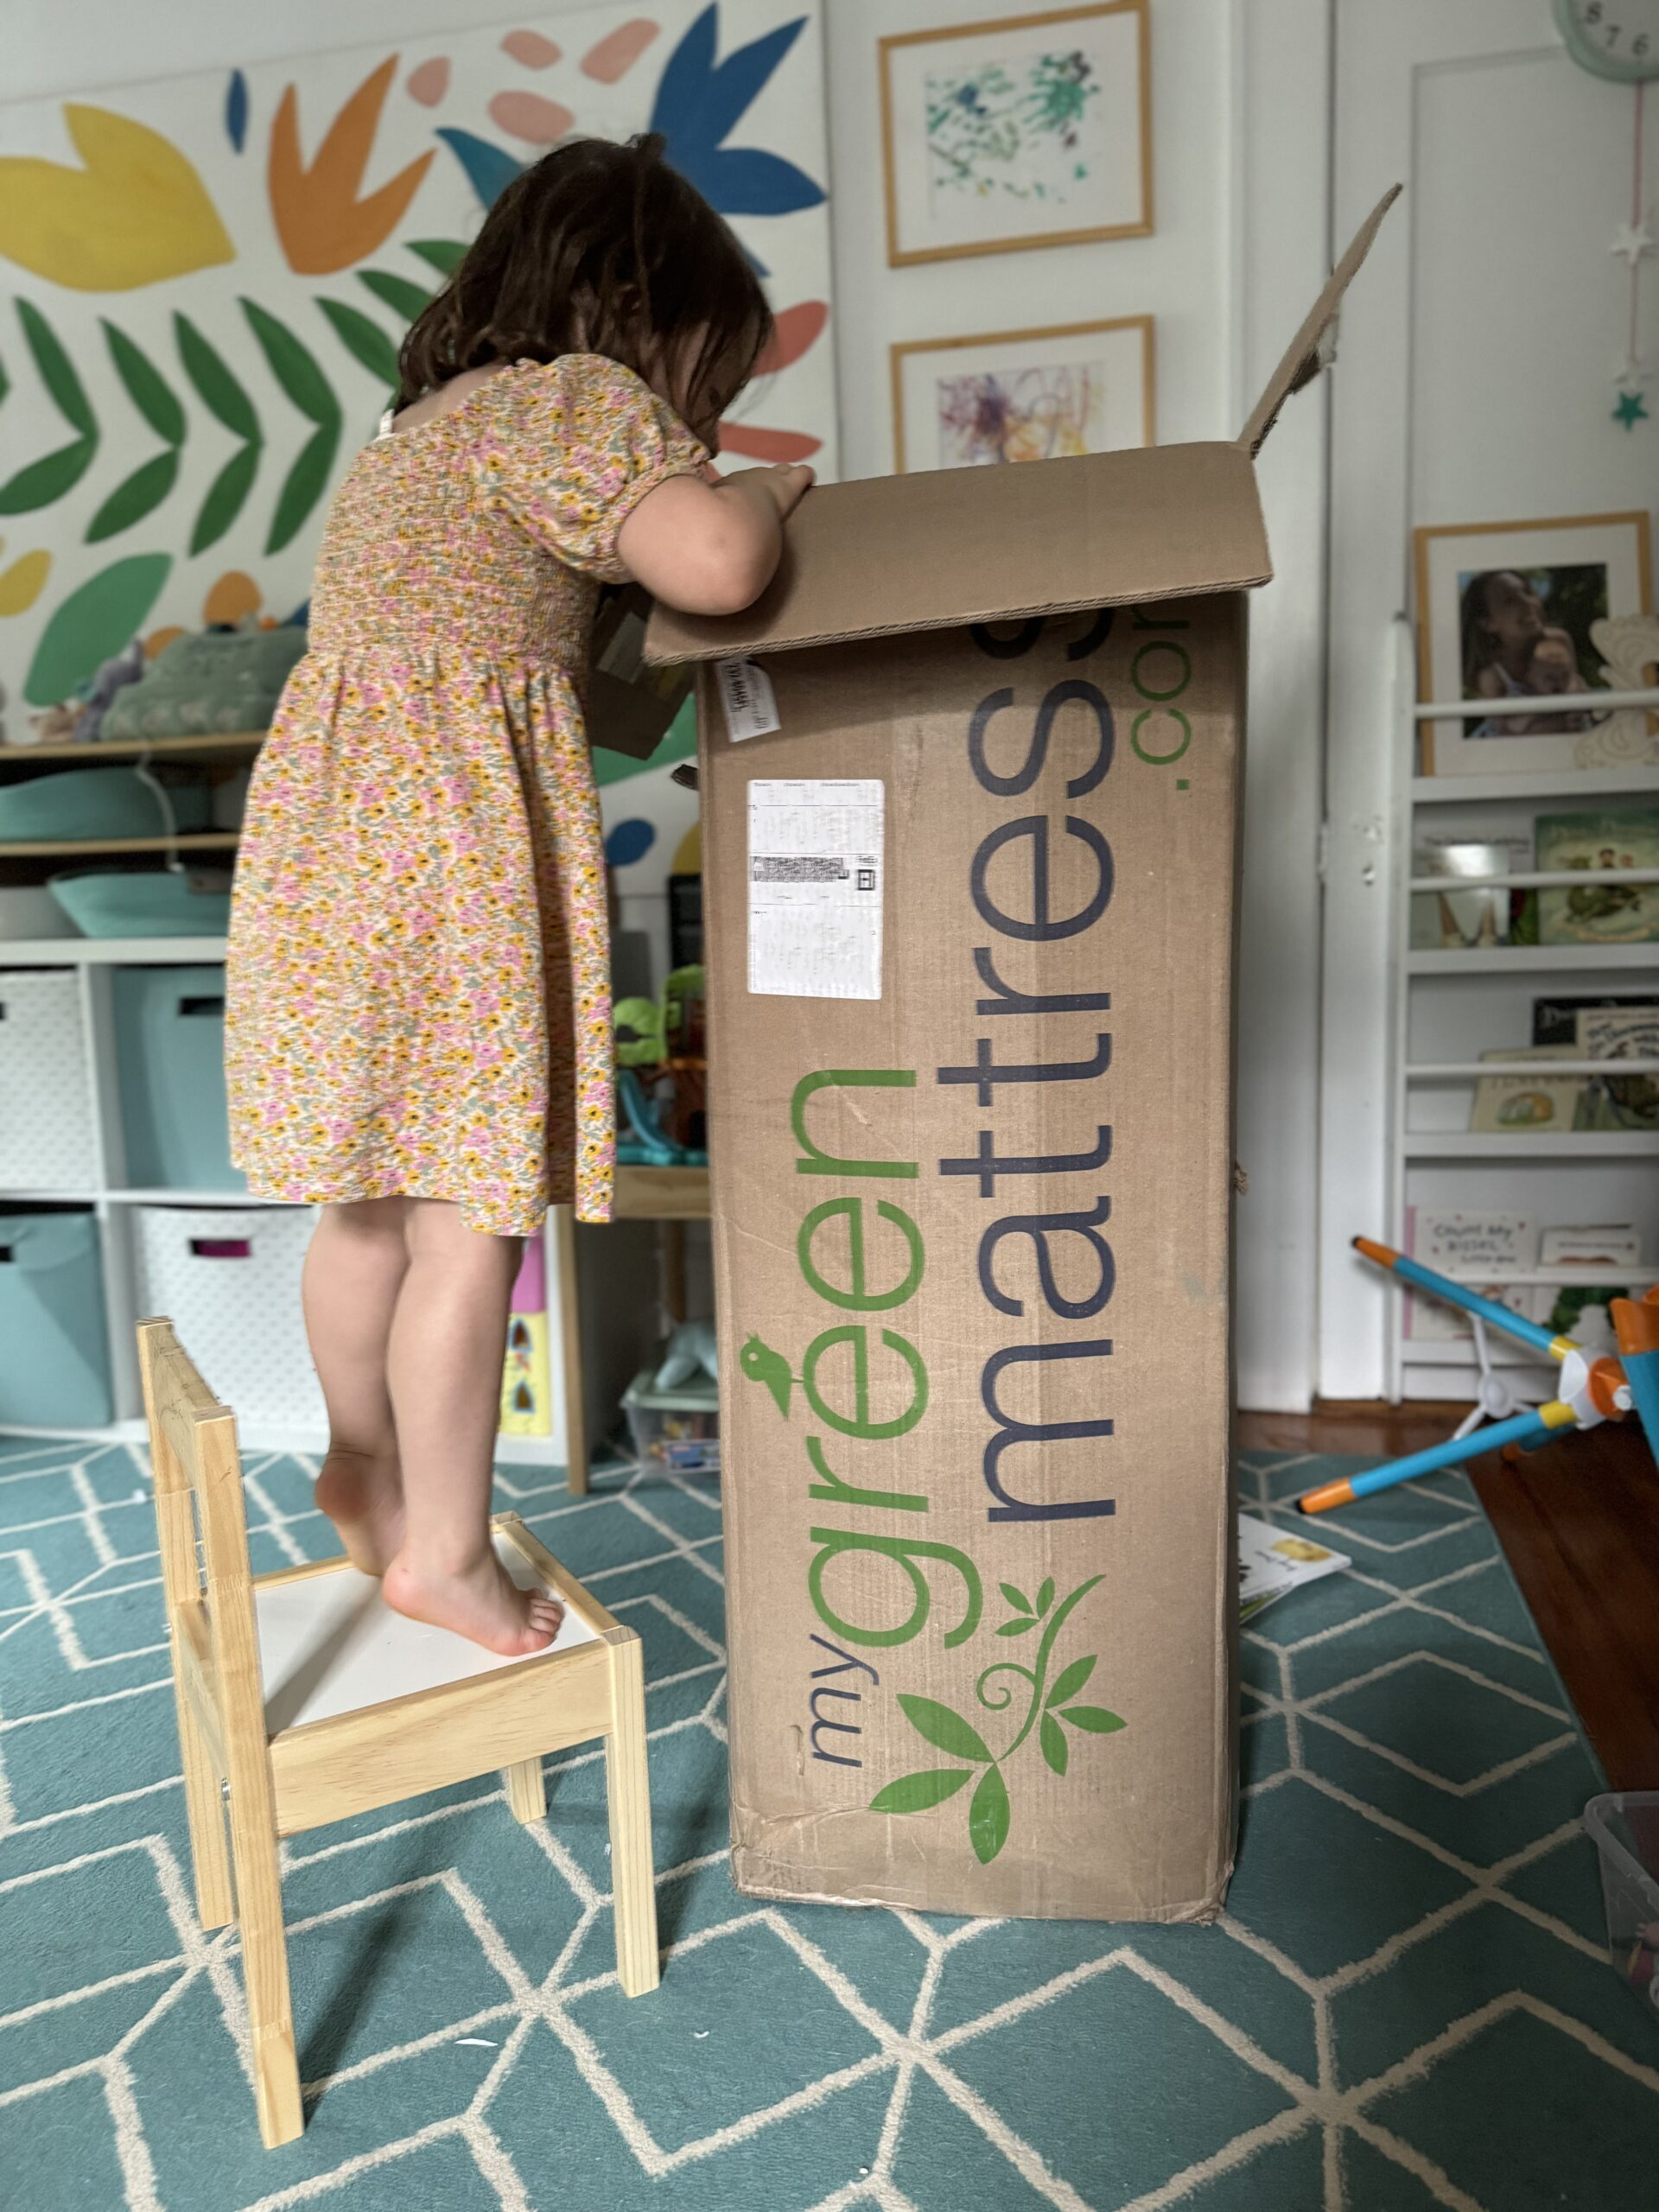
[1613,387,1650,428]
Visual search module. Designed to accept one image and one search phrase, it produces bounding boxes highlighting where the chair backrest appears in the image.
[137,1316,270,1751]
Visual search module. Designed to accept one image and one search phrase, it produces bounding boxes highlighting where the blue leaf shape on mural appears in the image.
[437,127,524,210]
[688,147,825,217]
[226,69,248,153]
[650,6,824,217]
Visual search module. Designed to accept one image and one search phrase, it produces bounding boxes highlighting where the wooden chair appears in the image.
[137,1317,659,2149]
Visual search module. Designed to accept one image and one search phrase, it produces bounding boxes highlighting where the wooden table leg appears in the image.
[554,1205,589,1497]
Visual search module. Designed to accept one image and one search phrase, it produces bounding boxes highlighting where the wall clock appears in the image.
[1554,0,1659,81]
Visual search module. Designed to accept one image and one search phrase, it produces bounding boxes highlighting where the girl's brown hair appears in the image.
[397,133,772,414]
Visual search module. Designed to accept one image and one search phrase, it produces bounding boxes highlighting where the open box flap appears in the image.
[1237,183,1402,457]
[644,440,1270,665]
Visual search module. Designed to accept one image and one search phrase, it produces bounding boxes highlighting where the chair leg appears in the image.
[503,1757,546,1823]
[173,1682,235,1930]
[555,1207,590,1497]
[604,1629,660,1996]
[226,1804,303,2146]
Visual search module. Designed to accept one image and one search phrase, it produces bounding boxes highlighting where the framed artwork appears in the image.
[1414,512,1654,776]
[890,315,1154,473]
[878,2,1152,267]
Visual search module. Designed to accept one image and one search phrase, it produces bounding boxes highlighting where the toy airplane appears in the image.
[1298,1237,1657,1515]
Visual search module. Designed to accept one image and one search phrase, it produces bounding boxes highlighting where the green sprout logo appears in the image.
[869,1573,1124,1865]
[740,1332,798,1416]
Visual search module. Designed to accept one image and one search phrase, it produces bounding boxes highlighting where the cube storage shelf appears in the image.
[0,938,569,1462]
[1386,619,1659,1402]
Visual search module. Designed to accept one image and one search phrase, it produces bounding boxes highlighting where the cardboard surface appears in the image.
[655,189,1396,1920]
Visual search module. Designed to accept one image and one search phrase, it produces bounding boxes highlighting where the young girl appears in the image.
[225,135,810,1656]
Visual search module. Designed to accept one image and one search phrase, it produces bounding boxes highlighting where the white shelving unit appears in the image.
[1384,618,1659,1402]
[0,936,566,1465]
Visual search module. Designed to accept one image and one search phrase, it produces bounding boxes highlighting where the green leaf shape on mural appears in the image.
[317,298,401,391]
[406,238,467,276]
[969,1764,1011,1865]
[240,300,341,555]
[0,301,99,515]
[103,322,185,446]
[24,550,170,705]
[0,347,10,407]
[894,1694,992,1767]
[358,268,435,327]
[1045,1655,1096,1710]
[1058,1705,1126,1734]
[868,1768,972,1815]
[86,449,181,543]
[175,315,263,554]
[1039,1712,1069,1778]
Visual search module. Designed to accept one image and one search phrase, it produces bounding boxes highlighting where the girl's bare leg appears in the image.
[304,1198,410,1574]
[381,1199,563,1656]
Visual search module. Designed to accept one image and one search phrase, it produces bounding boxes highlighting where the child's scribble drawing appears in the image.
[925,48,1103,213]
[934,361,1106,466]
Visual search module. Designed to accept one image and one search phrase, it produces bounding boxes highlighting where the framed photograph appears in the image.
[1413,512,1654,776]
[890,315,1154,474]
[878,2,1152,268]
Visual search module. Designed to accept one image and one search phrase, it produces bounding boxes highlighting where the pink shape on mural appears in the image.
[757,300,829,376]
[406,58,451,106]
[488,92,575,145]
[502,30,562,67]
[581,20,660,82]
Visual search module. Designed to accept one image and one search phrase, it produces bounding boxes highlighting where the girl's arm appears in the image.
[617,463,813,617]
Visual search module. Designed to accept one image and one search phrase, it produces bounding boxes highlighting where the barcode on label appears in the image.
[717,658,781,742]
[752,855,848,882]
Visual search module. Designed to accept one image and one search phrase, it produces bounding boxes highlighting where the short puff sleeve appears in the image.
[472,353,709,583]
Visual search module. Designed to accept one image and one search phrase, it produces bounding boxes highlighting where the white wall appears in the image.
[10,0,1337,1410]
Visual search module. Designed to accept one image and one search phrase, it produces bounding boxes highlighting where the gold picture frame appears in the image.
[890,315,1155,473]
[879,2,1154,268]
[1413,511,1654,776]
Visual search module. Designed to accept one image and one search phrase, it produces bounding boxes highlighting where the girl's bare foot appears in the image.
[315,1447,406,1577]
[382,1547,564,1656]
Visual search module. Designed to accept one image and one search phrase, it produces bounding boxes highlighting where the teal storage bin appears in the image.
[0,766,210,846]
[0,1211,113,1428]
[112,966,242,1192]
[49,870,232,939]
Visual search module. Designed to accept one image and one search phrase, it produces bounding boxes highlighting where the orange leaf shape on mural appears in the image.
[755,301,829,377]
[270,57,435,276]
[717,423,822,464]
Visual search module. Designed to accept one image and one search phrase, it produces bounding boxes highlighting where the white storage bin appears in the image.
[133,1204,326,1431]
[0,970,99,1190]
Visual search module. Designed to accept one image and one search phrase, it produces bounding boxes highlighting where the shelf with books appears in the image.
[1407,1059,1659,1078]
[0,938,230,964]
[1407,869,1659,892]
[1401,1132,1659,1159]
[1411,767,1659,807]
[1407,944,1659,974]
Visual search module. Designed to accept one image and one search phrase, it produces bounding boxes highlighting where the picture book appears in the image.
[1238,1514,1351,1624]
[1531,1223,1643,1340]
[1403,1207,1535,1341]
[1577,1006,1659,1133]
[1410,836,1531,950]
[1532,993,1659,1046]
[1468,1045,1590,1135]
[1536,809,1659,946]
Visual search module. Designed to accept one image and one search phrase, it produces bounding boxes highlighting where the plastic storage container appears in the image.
[112,965,240,1192]
[1584,1792,1659,2024]
[0,1211,113,1428]
[49,870,232,940]
[622,1369,720,1473]
[133,1204,325,1429]
[0,969,99,1189]
[0,765,210,845]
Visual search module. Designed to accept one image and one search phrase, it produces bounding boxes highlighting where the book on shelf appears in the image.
[1529,1224,1643,1340]
[1535,808,1659,946]
[1532,993,1659,1046]
[1575,1006,1659,1133]
[1402,1207,1535,1340]
[1467,1045,1590,1135]
[1409,837,1530,950]
[1237,1513,1350,1624]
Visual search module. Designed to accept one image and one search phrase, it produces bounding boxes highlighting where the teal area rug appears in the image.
[1,1434,1655,2211]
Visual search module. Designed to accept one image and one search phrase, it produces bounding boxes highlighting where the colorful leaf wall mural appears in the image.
[0,3,832,966]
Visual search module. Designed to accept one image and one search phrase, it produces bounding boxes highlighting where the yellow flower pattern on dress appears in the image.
[225,354,707,1236]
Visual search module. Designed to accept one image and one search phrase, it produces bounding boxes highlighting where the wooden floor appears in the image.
[1238,1403,1659,1792]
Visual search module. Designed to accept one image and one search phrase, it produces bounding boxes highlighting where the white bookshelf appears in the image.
[1384,618,1659,1402]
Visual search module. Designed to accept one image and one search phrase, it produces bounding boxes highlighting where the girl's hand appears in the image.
[721,462,815,520]
[618,463,812,617]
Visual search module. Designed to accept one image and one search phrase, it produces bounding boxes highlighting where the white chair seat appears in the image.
[256,1532,599,1733]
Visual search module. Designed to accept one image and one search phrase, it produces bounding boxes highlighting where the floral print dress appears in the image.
[225,353,707,1235]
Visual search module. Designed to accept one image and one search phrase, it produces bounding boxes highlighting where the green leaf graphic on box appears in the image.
[25,552,170,705]
[895,1694,991,1764]
[318,298,401,390]
[1039,1712,1069,1777]
[1059,1705,1126,1733]
[0,302,98,515]
[869,1768,971,1814]
[995,1617,1037,1637]
[86,449,181,543]
[1035,1576,1055,1617]
[969,1764,1010,1865]
[1046,1654,1096,1709]
[739,1333,796,1414]
[1000,1582,1033,1615]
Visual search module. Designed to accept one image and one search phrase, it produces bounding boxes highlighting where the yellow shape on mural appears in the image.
[672,823,702,875]
[270,58,435,276]
[0,547,51,614]
[202,569,261,626]
[0,107,233,290]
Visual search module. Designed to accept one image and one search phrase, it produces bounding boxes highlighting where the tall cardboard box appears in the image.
[646,193,1396,1922]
